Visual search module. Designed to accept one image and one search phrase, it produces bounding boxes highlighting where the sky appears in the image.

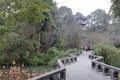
[54,0,112,16]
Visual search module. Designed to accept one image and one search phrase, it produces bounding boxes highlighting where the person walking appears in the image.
[84,44,88,52]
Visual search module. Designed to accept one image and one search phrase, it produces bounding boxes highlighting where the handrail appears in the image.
[57,59,65,68]
[28,68,66,80]
[28,53,78,80]
[89,54,120,80]
[93,60,120,72]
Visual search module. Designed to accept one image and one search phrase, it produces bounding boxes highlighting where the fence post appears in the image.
[49,76,54,80]
[60,70,66,80]
[110,69,118,80]
[92,62,96,69]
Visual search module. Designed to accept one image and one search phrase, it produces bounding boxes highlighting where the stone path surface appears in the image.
[66,51,111,80]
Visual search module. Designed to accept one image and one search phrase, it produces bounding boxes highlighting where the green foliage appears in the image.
[111,0,120,19]
[0,26,15,36]
[94,44,117,56]
[1,0,54,26]
[0,53,20,65]
[65,48,81,55]
[28,55,40,66]
[106,52,120,67]
[25,47,68,66]
[0,32,36,54]
[93,44,120,67]
[0,53,9,65]
[87,9,111,32]
[23,47,65,66]
[107,19,120,48]
[48,48,81,66]
[37,53,51,65]
[48,57,58,67]
[0,13,5,26]
[0,32,37,65]
[48,50,68,66]
[0,0,84,68]
[58,6,74,25]
[47,47,59,58]
[0,0,60,66]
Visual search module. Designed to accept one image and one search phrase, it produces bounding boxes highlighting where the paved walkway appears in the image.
[66,51,111,80]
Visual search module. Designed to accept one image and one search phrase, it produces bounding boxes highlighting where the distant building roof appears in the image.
[74,12,88,27]
[74,12,87,20]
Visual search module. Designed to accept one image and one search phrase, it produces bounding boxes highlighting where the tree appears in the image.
[0,0,54,25]
[56,6,85,49]
[107,17,120,47]
[87,9,111,32]
[0,0,56,53]
[111,0,120,19]
[86,32,111,45]
[58,6,75,27]
[63,26,85,49]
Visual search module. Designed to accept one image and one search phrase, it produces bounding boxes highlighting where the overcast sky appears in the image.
[54,0,112,16]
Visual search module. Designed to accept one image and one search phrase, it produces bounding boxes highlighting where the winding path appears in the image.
[66,51,111,80]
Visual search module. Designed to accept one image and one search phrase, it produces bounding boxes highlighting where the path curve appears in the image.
[66,51,111,80]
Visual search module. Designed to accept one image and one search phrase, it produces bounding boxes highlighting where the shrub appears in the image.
[93,44,120,67]
[48,57,58,67]
[28,56,39,66]
[65,48,81,55]
[47,47,59,59]
[93,44,117,59]
[26,53,50,66]
[106,52,120,67]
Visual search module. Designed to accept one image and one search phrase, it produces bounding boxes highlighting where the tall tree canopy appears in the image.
[58,6,75,26]
[87,9,111,32]
[0,0,58,65]
[0,0,54,26]
[111,0,120,18]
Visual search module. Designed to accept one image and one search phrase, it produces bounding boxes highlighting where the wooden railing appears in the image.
[28,53,79,80]
[89,54,120,80]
